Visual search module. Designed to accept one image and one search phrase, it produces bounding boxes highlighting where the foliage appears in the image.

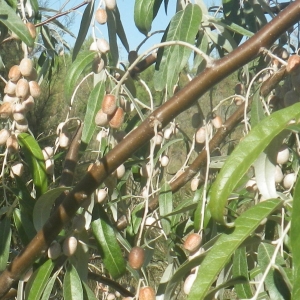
[1,0,300,299]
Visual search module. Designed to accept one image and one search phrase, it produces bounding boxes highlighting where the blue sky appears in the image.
[52,0,177,61]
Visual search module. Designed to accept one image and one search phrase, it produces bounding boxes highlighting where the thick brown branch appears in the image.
[1,1,300,297]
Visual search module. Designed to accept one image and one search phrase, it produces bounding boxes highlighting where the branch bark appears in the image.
[1,0,300,297]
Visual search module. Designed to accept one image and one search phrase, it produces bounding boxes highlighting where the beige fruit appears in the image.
[48,241,62,260]
[59,132,70,148]
[184,233,202,252]
[138,286,155,300]
[3,94,19,103]
[92,57,105,73]
[283,173,295,189]
[164,127,173,139]
[97,38,110,54]
[89,41,98,51]
[286,55,300,74]
[275,165,284,183]
[277,145,289,164]
[107,293,115,300]
[160,155,169,167]
[195,127,206,144]
[114,164,125,179]
[105,0,116,10]
[95,8,107,24]
[0,129,10,145]
[191,178,200,192]
[145,216,156,226]
[234,96,244,105]
[63,236,78,257]
[72,214,86,233]
[42,146,54,160]
[8,65,22,82]
[246,179,257,192]
[26,68,38,81]
[29,81,41,98]
[234,82,245,95]
[95,109,110,126]
[140,163,151,178]
[16,78,30,99]
[10,162,24,178]
[6,135,18,153]
[109,107,124,129]
[4,80,17,95]
[153,132,163,145]
[13,103,26,122]
[212,115,222,129]
[26,22,37,39]
[19,58,34,77]
[97,188,108,203]
[183,273,196,295]
[102,94,117,115]
[45,159,54,175]
[128,246,145,270]
[15,118,29,132]
[0,102,13,119]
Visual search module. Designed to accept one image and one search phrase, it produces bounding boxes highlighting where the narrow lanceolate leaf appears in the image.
[64,51,95,101]
[18,133,47,198]
[0,217,11,272]
[114,6,130,52]
[91,205,126,279]
[291,176,300,298]
[25,259,55,300]
[82,281,97,300]
[0,0,34,46]
[41,271,60,300]
[63,263,83,300]
[233,247,252,298]
[188,199,282,299]
[106,9,119,67]
[72,0,95,61]
[154,4,202,94]
[81,78,106,147]
[33,187,70,231]
[159,182,173,235]
[257,243,289,300]
[251,88,265,128]
[134,0,164,35]
[209,103,300,226]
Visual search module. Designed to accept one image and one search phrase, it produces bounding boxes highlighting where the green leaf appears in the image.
[233,247,252,298]
[33,187,69,231]
[159,182,173,235]
[82,281,97,300]
[251,88,265,128]
[72,1,95,61]
[126,202,144,243]
[18,133,47,198]
[81,79,106,147]
[63,263,83,300]
[64,51,95,101]
[106,9,119,67]
[13,208,36,246]
[26,259,55,300]
[0,0,34,46]
[188,199,282,299]
[91,204,126,279]
[208,103,300,226]
[291,176,300,298]
[41,271,60,300]
[0,217,11,272]
[257,243,289,300]
[134,0,164,35]
[114,6,130,52]
[154,4,202,93]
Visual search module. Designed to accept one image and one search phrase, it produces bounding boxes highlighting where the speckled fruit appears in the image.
[138,286,155,300]
[128,246,145,270]
[102,94,117,115]
[29,81,41,98]
[6,135,18,153]
[109,107,124,129]
[195,127,206,144]
[0,129,10,146]
[0,102,13,119]
[26,22,36,39]
[184,233,202,252]
[97,38,110,53]
[4,80,17,95]
[63,236,78,257]
[212,115,222,129]
[95,8,107,24]
[16,78,30,99]
[48,241,62,260]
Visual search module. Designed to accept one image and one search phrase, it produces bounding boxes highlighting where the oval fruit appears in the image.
[212,115,222,129]
[275,165,284,183]
[45,159,54,175]
[10,162,24,178]
[59,132,70,148]
[4,80,16,95]
[29,81,41,98]
[26,22,36,39]
[109,107,124,129]
[72,214,86,233]
[114,164,125,179]
[97,188,108,203]
[63,236,78,257]
[128,50,138,64]
[283,173,295,189]
[95,8,107,24]
[191,178,200,192]
[15,119,29,132]
[195,127,206,144]
[160,155,169,167]
[42,146,54,160]
[8,65,21,82]
[22,96,35,111]
[153,132,163,145]
[286,55,300,74]
[6,135,18,153]
[128,246,145,270]
[102,94,117,115]
[0,102,13,119]
[48,241,62,260]
[96,38,110,53]
[19,58,34,77]
[277,145,289,164]
[95,109,109,126]
[139,286,155,300]
[164,127,173,139]
[184,233,202,252]
[245,179,257,192]
[16,78,30,99]
[184,273,196,295]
